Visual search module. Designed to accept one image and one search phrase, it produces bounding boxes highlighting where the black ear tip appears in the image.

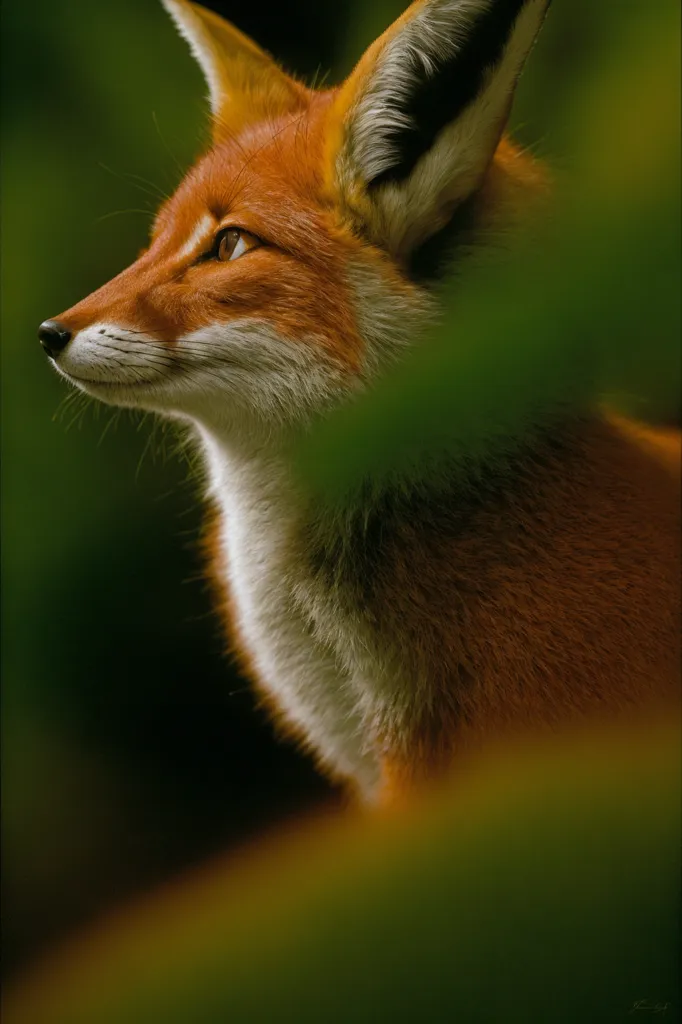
[367,0,539,188]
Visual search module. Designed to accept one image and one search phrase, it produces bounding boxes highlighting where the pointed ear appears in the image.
[161,0,309,138]
[328,0,550,255]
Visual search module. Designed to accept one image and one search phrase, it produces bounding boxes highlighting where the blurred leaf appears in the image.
[295,1,681,497]
[5,716,679,1024]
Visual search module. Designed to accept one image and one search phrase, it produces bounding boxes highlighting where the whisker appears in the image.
[64,394,93,433]
[224,111,308,210]
[98,408,122,446]
[151,109,187,180]
[94,208,154,224]
[53,389,84,422]
[123,171,171,202]
[135,414,166,478]
[94,343,172,370]
[97,162,169,203]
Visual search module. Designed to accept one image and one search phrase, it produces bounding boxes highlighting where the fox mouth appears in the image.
[57,368,162,401]
[65,373,129,386]
[57,364,162,390]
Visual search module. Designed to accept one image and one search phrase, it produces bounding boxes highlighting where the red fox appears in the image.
[40,0,680,802]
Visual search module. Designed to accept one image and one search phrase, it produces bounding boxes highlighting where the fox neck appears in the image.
[196,400,581,567]
[196,399,680,796]
[195,403,584,618]
[198,422,298,531]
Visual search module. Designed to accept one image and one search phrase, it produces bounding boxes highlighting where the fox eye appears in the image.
[215,227,259,262]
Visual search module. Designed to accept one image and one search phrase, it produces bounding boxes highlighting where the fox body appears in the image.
[42,0,680,801]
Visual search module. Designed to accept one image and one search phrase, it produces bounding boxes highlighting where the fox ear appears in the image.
[329,0,550,255]
[161,0,308,137]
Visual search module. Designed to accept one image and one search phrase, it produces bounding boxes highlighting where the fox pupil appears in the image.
[216,228,240,262]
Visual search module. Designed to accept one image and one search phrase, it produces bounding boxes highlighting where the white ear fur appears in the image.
[162,0,226,115]
[334,0,550,254]
[161,0,306,129]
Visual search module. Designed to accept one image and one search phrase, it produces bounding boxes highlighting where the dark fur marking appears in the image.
[406,190,482,284]
[370,0,529,187]
[304,420,582,606]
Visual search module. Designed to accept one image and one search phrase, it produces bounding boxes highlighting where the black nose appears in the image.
[39,319,72,358]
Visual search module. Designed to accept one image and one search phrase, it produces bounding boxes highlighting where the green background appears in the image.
[2,0,680,996]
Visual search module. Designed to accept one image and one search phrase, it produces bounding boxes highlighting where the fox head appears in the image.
[41,0,549,440]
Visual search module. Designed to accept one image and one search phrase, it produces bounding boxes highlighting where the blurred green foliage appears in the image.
[1,0,680,1011]
[6,719,680,1023]
[298,0,681,494]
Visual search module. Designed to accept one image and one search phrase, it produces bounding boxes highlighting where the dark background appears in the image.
[2,0,678,984]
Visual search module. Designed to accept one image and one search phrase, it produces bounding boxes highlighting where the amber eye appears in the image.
[215,227,258,262]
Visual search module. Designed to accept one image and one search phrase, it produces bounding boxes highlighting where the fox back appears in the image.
[41,0,680,801]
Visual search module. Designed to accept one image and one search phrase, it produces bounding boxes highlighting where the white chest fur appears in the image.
[199,428,382,798]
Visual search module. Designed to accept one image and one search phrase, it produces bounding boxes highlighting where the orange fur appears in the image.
[57,96,366,373]
[47,1,680,800]
[371,414,681,791]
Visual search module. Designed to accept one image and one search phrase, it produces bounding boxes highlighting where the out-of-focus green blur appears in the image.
[297,1,681,493]
[6,715,681,1024]
[2,0,680,1003]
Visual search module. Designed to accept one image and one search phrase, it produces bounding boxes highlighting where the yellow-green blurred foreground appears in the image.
[2,0,680,1018]
[5,713,680,1024]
